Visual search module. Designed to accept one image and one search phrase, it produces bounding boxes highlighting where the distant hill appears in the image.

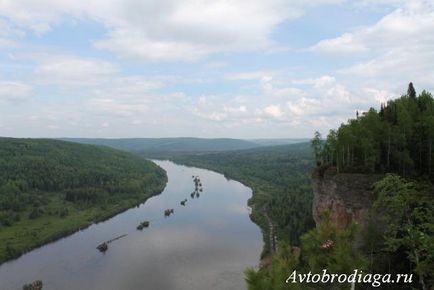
[249,138,310,146]
[62,137,261,153]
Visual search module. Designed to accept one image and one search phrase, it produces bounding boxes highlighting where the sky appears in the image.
[1,0,434,139]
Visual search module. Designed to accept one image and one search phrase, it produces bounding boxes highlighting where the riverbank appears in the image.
[0,178,167,265]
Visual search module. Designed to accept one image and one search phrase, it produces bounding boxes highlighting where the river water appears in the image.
[0,160,263,290]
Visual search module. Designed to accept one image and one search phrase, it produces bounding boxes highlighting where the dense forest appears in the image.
[0,138,167,263]
[247,84,434,290]
[313,83,434,178]
[147,143,315,256]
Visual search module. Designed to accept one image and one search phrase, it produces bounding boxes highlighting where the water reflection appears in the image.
[0,160,262,290]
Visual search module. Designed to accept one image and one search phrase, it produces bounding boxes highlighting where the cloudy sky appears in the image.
[1,0,433,138]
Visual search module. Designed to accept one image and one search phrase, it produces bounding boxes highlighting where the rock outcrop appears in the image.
[312,167,382,229]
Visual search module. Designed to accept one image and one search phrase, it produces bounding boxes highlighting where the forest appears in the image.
[148,142,315,256]
[0,138,167,263]
[313,83,434,178]
[246,84,434,290]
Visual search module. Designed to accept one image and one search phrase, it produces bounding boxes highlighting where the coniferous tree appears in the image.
[311,131,323,165]
[408,82,416,99]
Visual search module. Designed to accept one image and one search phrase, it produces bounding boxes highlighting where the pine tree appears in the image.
[408,82,416,99]
[311,131,323,165]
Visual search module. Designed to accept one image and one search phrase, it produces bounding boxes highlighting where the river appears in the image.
[0,160,263,290]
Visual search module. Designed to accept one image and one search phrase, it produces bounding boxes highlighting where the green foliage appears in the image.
[319,86,434,178]
[305,83,434,290]
[0,137,167,263]
[311,131,323,165]
[0,211,20,227]
[301,212,366,277]
[374,174,434,290]
[245,242,301,290]
[28,207,44,219]
[408,82,416,99]
[246,215,365,290]
[0,138,166,212]
[5,243,18,260]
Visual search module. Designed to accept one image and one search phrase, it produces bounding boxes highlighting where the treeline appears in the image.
[0,138,167,228]
[157,142,315,251]
[313,83,434,178]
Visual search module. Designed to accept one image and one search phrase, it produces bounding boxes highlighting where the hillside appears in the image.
[0,138,167,263]
[63,137,261,153]
[249,138,310,146]
[147,142,315,255]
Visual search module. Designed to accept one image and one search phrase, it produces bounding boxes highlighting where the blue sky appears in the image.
[1,0,433,138]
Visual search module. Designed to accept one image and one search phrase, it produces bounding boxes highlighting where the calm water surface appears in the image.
[0,160,262,290]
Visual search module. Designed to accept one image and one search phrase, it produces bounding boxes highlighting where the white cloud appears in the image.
[0,0,343,61]
[225,70,276,81]
[223,105,247,113]
[0,19,24,48]
[264,104,283,118]
[311,33,368,54]
[190,73,358,137]
[312,1,434,90]
[204,61,228,70]
[287,97,320,116]
[89,0,301,60]
[192,94,249,122]
[362,87,396,104]
[2,0,432,138]
[33,56,118,87]
[0,1,83,33]
[291,75,352,103]
[355,0,434,11]
[87,98,148,118]
[94,34,212,62]
[84,76,180,119]
[0,81,32,102]
[0,38,16,48]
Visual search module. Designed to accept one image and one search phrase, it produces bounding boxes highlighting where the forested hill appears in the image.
[62,137,261,153]
[0,137,167,263]
[314,84,434,179]
[248,138,310,146]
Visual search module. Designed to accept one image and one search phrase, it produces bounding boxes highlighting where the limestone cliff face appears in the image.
[312,167,382,229]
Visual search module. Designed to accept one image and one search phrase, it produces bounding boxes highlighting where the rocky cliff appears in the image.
[312,167,382,229]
